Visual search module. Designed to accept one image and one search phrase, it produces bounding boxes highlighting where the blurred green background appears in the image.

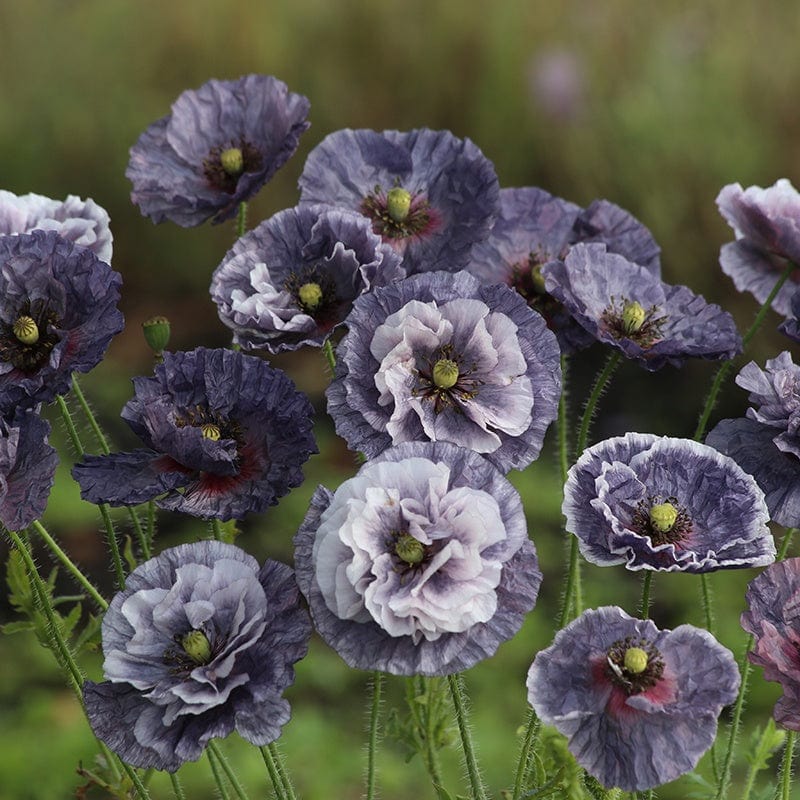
[1,1,800,797]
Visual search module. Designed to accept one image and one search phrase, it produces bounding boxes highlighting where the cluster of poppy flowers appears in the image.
[3,72,800,793]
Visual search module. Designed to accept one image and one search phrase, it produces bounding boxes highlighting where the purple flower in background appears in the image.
[779,289,800,343]
[83,541,311,772]
[465,190,661,352]
[72,348,317,521]
[210,204,404,353]
[127,75,310,226]
[294,440,541,676]
[298,128,499,274]
[0,230,123,415]
[707,352,800,527]
[0,190,113,263]
[717,179,800,316]
[741,558,800,731]
[527,606,739,791]
[543,243,742,370]
[1,409,58,531]
[563,432,774,572]
[327,270,561,473]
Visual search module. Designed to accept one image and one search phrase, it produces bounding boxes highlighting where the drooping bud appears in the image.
[298,282,323,311]
[220,147,244,176]
[13,316,39,345]
[201,423,221,441]
[142,316,171,354]
[621,300,647,334]
[180,629,212,664]
[387,187,412,223]
[395,533,425,565]
[432,358,459,389]
[649,502,678,533]
[623,647,649,674]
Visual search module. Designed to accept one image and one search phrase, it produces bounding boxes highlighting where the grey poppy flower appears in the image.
[72,348,317,521]
[0,190,113,263]
[717,179,800,316]
[707,352,800,527]
[83,541,311,772]
[327,270,561,473]
[527,606,740,791]
[0,230,123,415]
[1,409,58,531]
[741,558,800,730]
[298,127,499,274]
[563,432,775,572]
[293,440,541,675]
[543,243,742,370]
[779,289,800,343]
[127,75,310,226]
[210,204,404,352]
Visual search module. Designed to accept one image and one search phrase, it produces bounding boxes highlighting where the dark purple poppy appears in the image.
[0,190,113,264]
[127,75,310,227]
[527,606,740,791]
[72,348,317,521]
[210,204,404,353]
[741,558,800,731]
[465,190,661,352]
[779,288,800,343]
[717,179,800,316]
[1,409,58,530]
[294,440,541,676]
[83,541,311,772]
[564,432,774,572]
[327,270,561,473]
[298,128,499,275]
[543,243,742,370]
[0,230,123,415]
[707,352,800,527]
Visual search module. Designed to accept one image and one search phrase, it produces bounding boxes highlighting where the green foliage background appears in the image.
[1,1,799,797]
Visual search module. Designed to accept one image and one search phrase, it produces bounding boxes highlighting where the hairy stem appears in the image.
[366,671,383,800]
[511,708,540,800]
[207,741,249,800]
[448,673,486,800]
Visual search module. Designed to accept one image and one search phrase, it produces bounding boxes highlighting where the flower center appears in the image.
[180,629,212,665]
[509,253,564,326]
[360,184,434,240]
[201,423,221,441]
[13,315,39,345]
[395,533,425,565]
[412,344,480,414]
[220,147,244,176]
[203,140,263,193]
[432,358,459,389]
[0,302,61,374]
[606,636,664,695]
[175,405,241,444]
[600,296,667,349]
[297,282,323,311]
[631,496,692,546]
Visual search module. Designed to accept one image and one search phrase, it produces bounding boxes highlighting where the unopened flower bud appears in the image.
[142,316,171,354]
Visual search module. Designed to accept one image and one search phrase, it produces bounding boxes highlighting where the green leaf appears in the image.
[0,620,36,635]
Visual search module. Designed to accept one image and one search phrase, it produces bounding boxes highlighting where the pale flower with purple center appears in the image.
[293,441,541,675]
[327,271,561,473]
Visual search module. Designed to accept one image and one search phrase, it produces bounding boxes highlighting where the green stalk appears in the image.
[511,708,540,800]
[366,671,383,800]
[778,528,797,561]
[447,673,487,800]
[207,748,232,800]
[323,338,337,373]
[558,353,570,484]
[694,260,796,442]
[211,519,224,541]
[639,572,654,620]
[267,742,296,800]
[207,741,249,800]
[169,773,187,800]
[30,520,107,609]
[776,731,796,800]
[236,201,248,239]
[259,746,287,800]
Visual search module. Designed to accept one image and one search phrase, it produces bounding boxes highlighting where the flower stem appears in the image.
[169,773,187,800]
[776,731,796,800]
[511,708,540,800]
[30,520,107,610]
[366,671,383,800]
[694,260,796,442]
[259,746,287,800]
[558,353,570,484]
[700,574,716,635]
[639,571,654,619]
[207,748,232,800]
[207,741,249,800]
[323,338,337,373]
[268,742,296,800]
[236,201,248,238]
[778,528,797,561]
[447,673,487,800]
